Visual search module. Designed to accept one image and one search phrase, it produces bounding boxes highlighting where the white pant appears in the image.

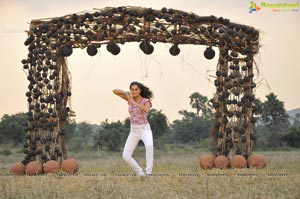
[122,123,153,176]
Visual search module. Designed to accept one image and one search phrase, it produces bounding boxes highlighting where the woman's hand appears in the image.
[127,93,136,105]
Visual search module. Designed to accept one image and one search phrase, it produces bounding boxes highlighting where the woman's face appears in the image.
[130,84,141,97]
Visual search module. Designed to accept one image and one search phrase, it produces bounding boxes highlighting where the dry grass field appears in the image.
[0,146,299,199]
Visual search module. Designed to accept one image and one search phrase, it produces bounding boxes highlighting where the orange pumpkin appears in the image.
[199,154,215,169]
[10,162,25,175]
[214,155,229,169]
[43,160,60,174]
[68,158,79,172]
[61,159,79,174]
[247,154,267,169]
[25,161,43,175]
[230,155,247,168]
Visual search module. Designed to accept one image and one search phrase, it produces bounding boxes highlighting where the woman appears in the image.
[113,81,154,177]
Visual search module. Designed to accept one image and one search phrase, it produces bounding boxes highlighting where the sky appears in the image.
[0,0,299,124]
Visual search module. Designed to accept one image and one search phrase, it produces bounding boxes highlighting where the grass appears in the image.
[0,145,300,199]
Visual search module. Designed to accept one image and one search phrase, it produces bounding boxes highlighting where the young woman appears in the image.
[113,81,154,177]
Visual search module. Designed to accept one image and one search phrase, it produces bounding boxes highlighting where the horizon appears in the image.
[1,95,299,125]
[0,0,299,124]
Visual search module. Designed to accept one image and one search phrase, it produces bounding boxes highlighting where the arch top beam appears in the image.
[27,6,259,55]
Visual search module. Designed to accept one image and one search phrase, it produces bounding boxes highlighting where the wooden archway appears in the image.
[21,6,260,164]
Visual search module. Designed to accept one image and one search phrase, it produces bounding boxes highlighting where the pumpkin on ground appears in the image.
[61,159,79,174]
[214,155,230,169]
[230,155,247,168]
[247,154,267,169]
[43,160,60,174]
[25,161,43,175]
[199,154,215,169]
[10,162,25,175]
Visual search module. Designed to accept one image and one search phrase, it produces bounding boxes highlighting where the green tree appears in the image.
[172,110,211,144]
[292,113,300,127]
[147,109,169,139]
[147,109,170,149]
[171,92,213,144]
[253,98,263,116]
[281,127,300,148]
[189,92,212,119]
[0,112,27,146]
[94,120,129,152]
[255,93,290,148]
[253,98,263,125]
[261,93,289,131]
[66,121,98,151]
[64,118,77,141]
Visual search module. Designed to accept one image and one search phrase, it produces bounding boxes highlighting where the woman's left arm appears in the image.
[133,101,151,113]
[128,95,151,113]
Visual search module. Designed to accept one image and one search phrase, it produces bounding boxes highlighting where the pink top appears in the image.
[128,98,152,125]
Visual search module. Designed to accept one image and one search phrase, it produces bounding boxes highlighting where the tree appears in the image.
[171,92,213,144]
[147,109,171,149]
[0,112,27,146]
[66,121,98,151]
[94,120,129,152]
[147,109,169,139]
[189,92,212,119]
[254,93,290,148]
[172,110,212,144]
[253,98,263,116]
[292,113,300,127]
[253,98,263,125]
[281,127,300,148]
[261,93,289,132]
[64,118,77,141]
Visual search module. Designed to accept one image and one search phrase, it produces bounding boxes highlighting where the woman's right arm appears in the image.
[113,89,129,101]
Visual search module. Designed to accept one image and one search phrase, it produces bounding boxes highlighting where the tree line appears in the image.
[0,92,299,152]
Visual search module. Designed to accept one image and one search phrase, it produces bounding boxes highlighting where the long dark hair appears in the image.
[129,81,153,99]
